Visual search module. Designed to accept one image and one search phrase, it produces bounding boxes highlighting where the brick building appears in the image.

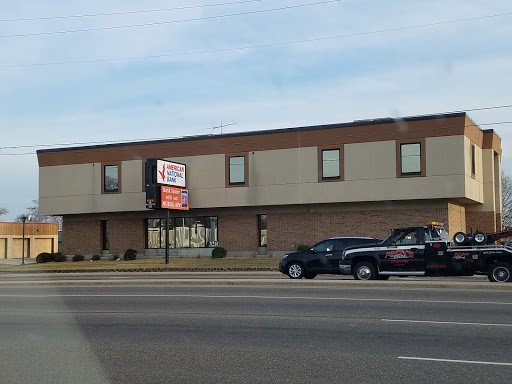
[37,112,502,258]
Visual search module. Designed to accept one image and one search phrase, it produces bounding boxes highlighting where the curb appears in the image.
[0,267,279,274]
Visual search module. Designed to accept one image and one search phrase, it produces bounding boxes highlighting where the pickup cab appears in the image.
[339,223,512,282]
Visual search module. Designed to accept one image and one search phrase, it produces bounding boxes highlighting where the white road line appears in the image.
[399,356,512,366]
[383,319,512,327]
[0,294,511,305]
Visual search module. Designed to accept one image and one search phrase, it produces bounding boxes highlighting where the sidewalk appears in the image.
[0,258,37,266]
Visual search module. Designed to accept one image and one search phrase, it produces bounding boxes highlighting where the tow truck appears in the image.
[339,222,512,282]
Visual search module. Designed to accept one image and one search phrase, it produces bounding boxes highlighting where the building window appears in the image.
[471,144,476,177]
[146,219,161,249]
[400,143,421,175]
[145,217,218,249]
[101,220,109,251]
[322,149,340,179]
[258,214,267,247]
[104,164,119,192]
[229,156,245,184]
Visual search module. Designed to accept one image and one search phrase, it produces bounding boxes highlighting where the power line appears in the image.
[2,117,511,156]
[1,10,511,69]
[0,0,339,39]
[2,104,511,150]
[0,0,266,22]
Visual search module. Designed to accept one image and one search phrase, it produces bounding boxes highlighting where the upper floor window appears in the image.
[229,156,245,184]
[104,164,119,192]
[400,143,421,175]
[471,144,476,177]
[322,149,340,179]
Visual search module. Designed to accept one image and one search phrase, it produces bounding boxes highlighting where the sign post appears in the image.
[145,159,188,264]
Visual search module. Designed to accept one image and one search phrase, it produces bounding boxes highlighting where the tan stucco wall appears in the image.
[38,135,491,214]
[162,154,226,189]
[426,136,465,176]
[345,141,396,180]
[464,136,484,203]
[122,160,143,193]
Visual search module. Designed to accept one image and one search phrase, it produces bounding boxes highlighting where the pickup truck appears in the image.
[339,222,512,282]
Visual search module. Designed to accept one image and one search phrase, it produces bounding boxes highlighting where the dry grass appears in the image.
[0,257,280,272]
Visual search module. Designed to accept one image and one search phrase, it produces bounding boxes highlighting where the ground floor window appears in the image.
[145,217,218,249]
[258,214,267,247]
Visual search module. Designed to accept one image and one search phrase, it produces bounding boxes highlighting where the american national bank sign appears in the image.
[156,159,186,188]
[145,158,188,210]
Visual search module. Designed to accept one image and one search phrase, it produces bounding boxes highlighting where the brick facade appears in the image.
[109,218,145,256]
[465,211,497,234]
[61,205,503,257]
[62,219,101,255]
[267,207,449,252]
[496,213,503,232]
[447,203,466,235]
[219,214,259,252]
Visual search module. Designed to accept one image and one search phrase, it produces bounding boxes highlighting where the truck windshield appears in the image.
[425,226,452,243]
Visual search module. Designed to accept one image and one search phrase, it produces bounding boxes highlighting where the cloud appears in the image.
[0,0,511,220]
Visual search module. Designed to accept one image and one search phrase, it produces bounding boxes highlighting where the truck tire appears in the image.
[287,262,305,279]
[304,273,317,279]
[453,232,468,246]
[353,261,377,280]
[473,231,487,245]
[488,262,512,282]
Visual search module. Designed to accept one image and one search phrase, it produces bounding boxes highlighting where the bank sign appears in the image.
[161,186,189,210]
[156,160,186,188]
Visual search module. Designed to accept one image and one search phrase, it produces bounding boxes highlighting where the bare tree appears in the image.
[0,207,7,217]
[15,200,62,229]
[502,171,512,227]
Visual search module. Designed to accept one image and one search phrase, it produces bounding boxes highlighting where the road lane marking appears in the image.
[0,293,512,305]
[399,356,512,366]
[383,319,512,327]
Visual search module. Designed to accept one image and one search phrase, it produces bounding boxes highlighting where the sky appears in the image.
[0,0,511,221]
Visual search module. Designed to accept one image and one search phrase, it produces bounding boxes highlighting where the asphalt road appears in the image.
[1,283,511,384]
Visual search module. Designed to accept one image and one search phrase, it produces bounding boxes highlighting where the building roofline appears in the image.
[37,111,467,154]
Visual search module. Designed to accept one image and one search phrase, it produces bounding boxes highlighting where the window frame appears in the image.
[317,145,343,183]
[145,216,218,249]
[396,139,426,178]
[225,153,249,187]
[321,148,341,180]
[102,161,122,193]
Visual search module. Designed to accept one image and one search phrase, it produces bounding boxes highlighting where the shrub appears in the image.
[36,252,53,264]
[91,254,101,261]
[212,246,227,259]
[124,249,137,261]
[54,253,67,262]
[296,244,311,251]
[72,254,85,262]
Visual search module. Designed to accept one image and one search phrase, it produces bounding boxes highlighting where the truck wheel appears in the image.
[488,262,512,282]
[353,262,377,280]
[287,262,305,279]
[473,231,487,245]
[453,232,468,246]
